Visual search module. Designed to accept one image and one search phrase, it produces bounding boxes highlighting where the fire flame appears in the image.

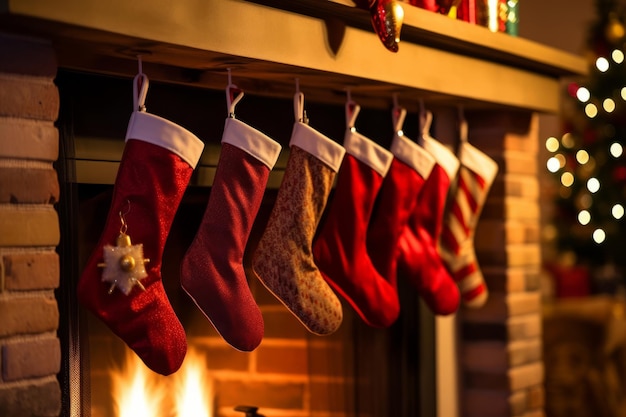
[110,347,213,417]
[174,348,213,417]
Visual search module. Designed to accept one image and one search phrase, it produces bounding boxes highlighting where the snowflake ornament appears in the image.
[99,232,149,295]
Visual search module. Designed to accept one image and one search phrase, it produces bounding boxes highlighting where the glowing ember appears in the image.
[110,347,213,417]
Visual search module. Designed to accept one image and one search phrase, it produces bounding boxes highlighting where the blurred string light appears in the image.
[610,142,623,157]
[578,209,591,225]
[604,98,616,112]
[613,203,625,219]
[613,49,625,63]
[547,153,566,172]
[546,157,560,172]
[585,103,598,118]
[587,177,600,193]
[561,172,574,187]
[577,86,591,102]
[593,228,606,243]
[576,149,589,164]
[545,136,559,152]
[596,56,610,72]
[561,133,575,148]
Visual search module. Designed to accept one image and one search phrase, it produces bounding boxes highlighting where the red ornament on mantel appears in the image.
[352,0,404,52]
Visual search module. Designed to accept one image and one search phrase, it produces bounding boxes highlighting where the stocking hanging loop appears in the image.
[417,99,429,146]
[458,106,468,144]
[133,73,149,112]
[132,56,149,112]
[422,111,433,135]
[226,68,244,118]
[294,78,308,124]
[391,94,407,135]
[345,90,361,130]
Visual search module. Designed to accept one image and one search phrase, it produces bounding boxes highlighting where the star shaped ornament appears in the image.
[99,232,149,295]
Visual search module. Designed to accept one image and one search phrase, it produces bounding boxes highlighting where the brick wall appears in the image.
[0,33,62,416]
[461,111,545,417]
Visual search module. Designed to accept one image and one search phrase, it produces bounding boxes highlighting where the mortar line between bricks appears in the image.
[0,247,58,254]
[0,374,57,389]
[0,72,55,84]
[0,116,55,125]
[0,331,58,344]
[0,203,57,211]
[0,289,56,299]
[0,159,54,169]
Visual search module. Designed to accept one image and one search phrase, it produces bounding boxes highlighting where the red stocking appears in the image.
[367,114,435,288]
[313,102,398,328]
[181,115,281,352]
[397,121,460,315]
[78,75,204,375]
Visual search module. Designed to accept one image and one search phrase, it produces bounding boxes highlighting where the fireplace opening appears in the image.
[55,70,435,417]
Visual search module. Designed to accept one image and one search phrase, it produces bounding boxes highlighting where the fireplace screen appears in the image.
[56,70,434,417]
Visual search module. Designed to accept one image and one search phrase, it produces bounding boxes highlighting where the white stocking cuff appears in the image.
[343,129,393,177]
[221,117,282,169]
[289,122,345,172]
[126,111,205,168]
[423,135,460,180]
[390,133,436,179]
[459,142,498,183]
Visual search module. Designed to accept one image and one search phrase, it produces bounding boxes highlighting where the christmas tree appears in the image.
[548,0,626,288]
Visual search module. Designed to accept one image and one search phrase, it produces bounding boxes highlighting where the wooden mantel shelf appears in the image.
[1,0,587,112]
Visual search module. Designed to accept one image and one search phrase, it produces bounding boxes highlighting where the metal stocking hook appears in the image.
[226,68,244,118]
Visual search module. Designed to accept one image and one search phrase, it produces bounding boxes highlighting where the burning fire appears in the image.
[111,347,213,417]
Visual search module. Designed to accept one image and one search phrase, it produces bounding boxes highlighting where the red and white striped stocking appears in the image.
[440,141,498,308]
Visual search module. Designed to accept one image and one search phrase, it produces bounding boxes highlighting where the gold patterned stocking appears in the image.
[252,120,345,335]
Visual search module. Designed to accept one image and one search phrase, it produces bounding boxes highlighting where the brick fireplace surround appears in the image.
[0,33,545,417]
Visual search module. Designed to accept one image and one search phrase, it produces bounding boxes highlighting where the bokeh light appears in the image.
[610,142,623,157]
[561,133,575,148]
[576,150,590,164]
[585,103,598,118]
[603,98,616,112]
[587,177,600,193]
[578,210,591,225]
[545,136,559,152]
[593,228,606,243]
[577,87,591,102]
[547,157,561,172]
[561,172,574,187]
[596,57,610,72]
